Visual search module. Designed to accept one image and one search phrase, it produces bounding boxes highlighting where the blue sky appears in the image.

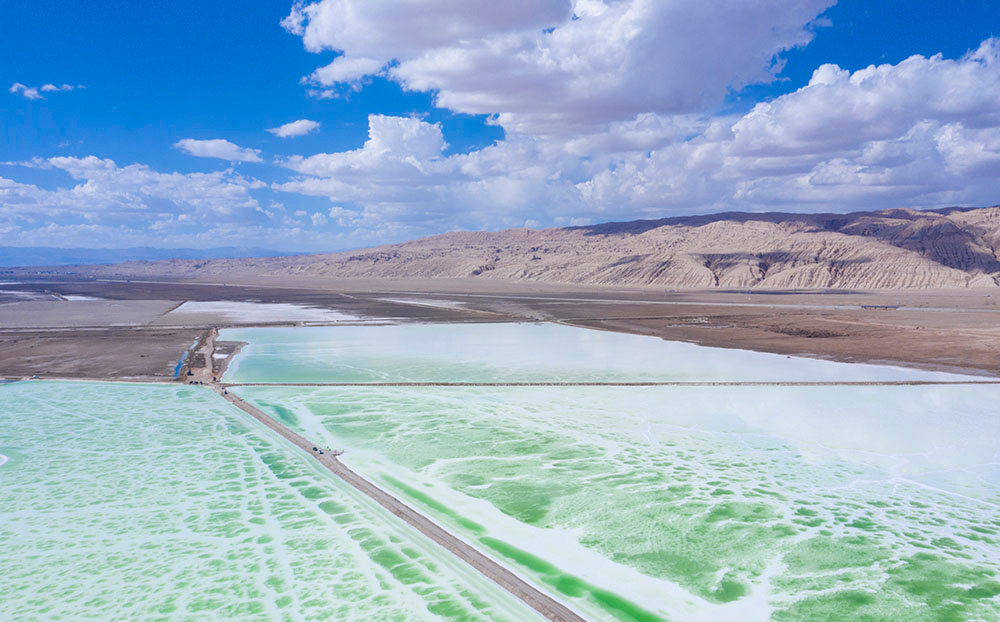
[2,0,999,251]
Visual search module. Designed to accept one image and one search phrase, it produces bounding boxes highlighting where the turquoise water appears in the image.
[0,381,543,622]
[173,350,188,378]
[219,323,968,384]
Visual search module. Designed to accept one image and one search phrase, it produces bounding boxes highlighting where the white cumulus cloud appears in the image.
[0,156,264,242]
[285,0,834,136]
[267,119,321,138]
[581,39,1000,212]
[308,57,384,91]
[174,138,263,162]
[272,40,1000,234]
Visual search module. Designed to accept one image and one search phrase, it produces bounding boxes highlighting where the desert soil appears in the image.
[1,276,998,379]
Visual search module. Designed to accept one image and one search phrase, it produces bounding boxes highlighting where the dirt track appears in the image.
[223,380,1000,387]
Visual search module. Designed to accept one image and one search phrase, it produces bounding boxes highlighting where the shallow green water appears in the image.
[219,323,966,384]
[236,383,1000,622]
[0,381,543,622]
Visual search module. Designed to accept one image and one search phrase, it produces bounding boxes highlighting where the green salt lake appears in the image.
[3,322,998,622]
[222,323,1000,622]
[233,383,1000,622]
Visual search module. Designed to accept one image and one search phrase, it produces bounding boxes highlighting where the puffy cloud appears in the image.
[275,120,462,230]
[9,83,42,100]
[174,138,263,162]
[272,40,1000,234]
[0,157,269,247]
[285,0,569,57]
[0,153,448,250]
[275,115,595,231]
[578,39,1000,212]
[267,119,321,138]
[307,57,384,91]
[9,16,1000,249]
[280,114,448,180]
[40,83,78,93]
[286,0,833,135]
[279,4,1000,226]
[729,39,1000,160]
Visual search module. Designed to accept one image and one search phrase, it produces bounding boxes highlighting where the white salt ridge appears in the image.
[167,300,359,324]
[0,290,64,303]
[343,447,771,622]
[63,295,101,301]
[381,297,468,310]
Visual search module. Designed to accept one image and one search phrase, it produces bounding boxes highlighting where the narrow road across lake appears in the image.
[210,384,590,622]
[222,380,1000,387]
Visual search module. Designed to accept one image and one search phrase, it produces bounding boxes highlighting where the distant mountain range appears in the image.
[0,246,296,268]
[18,206,1000,288]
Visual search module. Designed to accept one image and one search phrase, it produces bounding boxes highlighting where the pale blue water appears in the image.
[220,323,969,384]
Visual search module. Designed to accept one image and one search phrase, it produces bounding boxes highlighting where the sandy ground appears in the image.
[0,328,202,379]
[2,275,999,378]
[0,299,181,328]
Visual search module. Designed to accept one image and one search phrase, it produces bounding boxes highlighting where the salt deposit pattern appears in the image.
[0,381,543,622]
[235,384,1000,622]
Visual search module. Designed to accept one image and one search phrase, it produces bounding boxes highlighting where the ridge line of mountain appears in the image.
[12,205,1000,289]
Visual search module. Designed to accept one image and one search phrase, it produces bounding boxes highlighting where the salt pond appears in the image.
[222,323,1000,621]
[0,381,543,622]
[219,323,968,384]
[165,301,360,324]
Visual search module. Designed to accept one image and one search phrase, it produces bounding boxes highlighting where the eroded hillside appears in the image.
[68,206,1000,289]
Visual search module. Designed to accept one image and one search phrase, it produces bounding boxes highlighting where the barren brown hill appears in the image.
[69,206,1000,289]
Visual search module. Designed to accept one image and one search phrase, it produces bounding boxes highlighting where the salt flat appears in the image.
[380,297,470,310]
[159,300,361,325]
[0,299,178,328]
[0,381,544,622]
